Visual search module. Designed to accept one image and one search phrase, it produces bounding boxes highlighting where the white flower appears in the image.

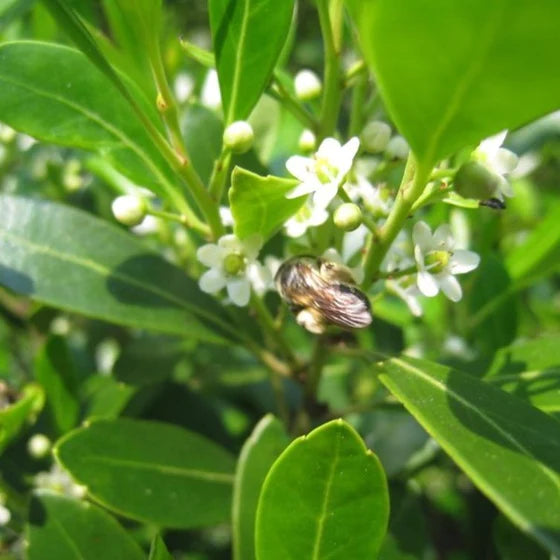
[294,69,322,101]
[362,120,391,153]
[197,234,262,306]
[386,279,423,317]
[219,206,234,227]
[413,221,480,302]
[201,69,221,110]
[381,230,414,273]
[346,174,391,217]
[0,504,10,526]
[284,200,329,238]
[247,256,281,296]
[474,130,518,198]
[174,72,194,103]
[285,137,360,209]
[28,434,51,459]
[34,463,87,499]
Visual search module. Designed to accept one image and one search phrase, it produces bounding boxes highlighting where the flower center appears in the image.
[314,156,336,184]
[223,253,246,276]
[425,250,450,274]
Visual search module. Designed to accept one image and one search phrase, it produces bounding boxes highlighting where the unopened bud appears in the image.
[223,121,254,154]
[28,434,51,459]
[385,135,409,160]
[111,195,147,226]
[334,203,363,231]
[294,70,322,101]
[362,121,391,153]
[298,129,316,152]
[454,161,500,200]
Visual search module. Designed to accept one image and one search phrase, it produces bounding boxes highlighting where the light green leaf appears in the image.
[149,534,174,560]
[34,335,80,435]
[27,491,145,560]
[229,167,303,242]
[209,0,295,123]
[255,419,389,560]
[378,355,560,557]
[0,195,235,344]
[0,384,44,453]
[233,415,290,560]
[55,418,236,528]
[0,41,172,197]
[346,0,560,168]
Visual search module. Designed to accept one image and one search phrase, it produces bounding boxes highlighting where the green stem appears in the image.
[379,264,418,280]
[362,154,432,287]
[146,207,212,236]
[317,0,344,139]
[208,148,232,203]
[179,38,215,67]
[348,71,368,137]
[344,60,367,87]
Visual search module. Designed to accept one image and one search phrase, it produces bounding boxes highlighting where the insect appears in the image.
[275,256,372,334]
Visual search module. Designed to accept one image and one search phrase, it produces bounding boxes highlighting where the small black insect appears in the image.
[479,197,506,210]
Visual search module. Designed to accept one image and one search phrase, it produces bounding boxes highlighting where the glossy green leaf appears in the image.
[506,202,560,282]
[229,167,303,241]
[149,534,174,560]
[34,335,79,434]
[346,0,560,168]
[209,0,295,123]
[233,414,290,560]
[255,419,389,560]
[378,355,560,557]
[83,376,136,421]
[27,491,145,560]
[0,195,235,344]
[494,514,549,560]
[55,418,236,528]
[0,384,44,453]
[0,41,173,196]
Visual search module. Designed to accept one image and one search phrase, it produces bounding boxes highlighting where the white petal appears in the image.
[285,181,317,199]
[337,137,360,174]
[414,244,427,270]
[241,234,262,261]
[316,138,342,161]
[312,181,338,208]
[412,221,433,252]
[218,234,243,252]
[197,244,224,268]
[494,148,519,175]
[437,274,463,302]
[309,206,329,226]
[227,278,251,306]
[417,271,439,297]
[479,130,507,159]
[285,217,307,238]
[286,155,315,182]
[449,250,480,274]
[433,224,454,250]
[342,224,368,262]
[246,262,271,295]
[199,269,226,293]
[497,176,514,198]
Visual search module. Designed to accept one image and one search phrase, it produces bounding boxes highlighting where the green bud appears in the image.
[111,195,147,226]
[334,203,363,231]
[223,121,254,153]
[425,250,450,274]
[223,253,245,275]
[454,161,501,199]
[294,70,322,101]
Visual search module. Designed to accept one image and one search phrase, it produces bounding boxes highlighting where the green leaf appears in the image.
[229,167,303,242]
[255,419,389,560]
[55,418,236,528]
[494,514,549,560]
[34,335,80,435]
[506,202,560,282]
[0,195,235,344]
[233,415,290,560]
[377,355,560,557]
[0,41,173,197]
[27,490,145,560]
[209,0,295,123]
[149,534,174,560]
[0,384,44,453]
[83,376,136,421]
[346,0,560,168]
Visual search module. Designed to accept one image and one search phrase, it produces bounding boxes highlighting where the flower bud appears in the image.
[111,194,147,226]
[223,121,254,154]
[294,69,322,101]
[334,203,363,231]
[223,253,245,275]
[385,135,409,160]
[298,129,316,152]
[454,161,501,200]
[28,434,51,459]
[362,121,391,153]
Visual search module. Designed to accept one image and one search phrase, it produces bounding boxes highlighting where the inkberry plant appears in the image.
[0,0,559,558]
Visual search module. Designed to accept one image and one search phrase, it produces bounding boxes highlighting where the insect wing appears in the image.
[311,283,372,329]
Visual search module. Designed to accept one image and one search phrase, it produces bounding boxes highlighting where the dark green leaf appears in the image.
[255,419,389,560]
[229,167,303,242]
[233,415,290,560]
[0,195,235,344]
[83,376,136,420]
[27,490,145,560]
[346,0,560,168]
[209,0,295,123]
[0,41,173,197]
[149,534,174,560]
[378,355,560,557]
[0,384,44,453]
[55,418,236,528]
[34,335,80,434]
[494,514,549,560]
